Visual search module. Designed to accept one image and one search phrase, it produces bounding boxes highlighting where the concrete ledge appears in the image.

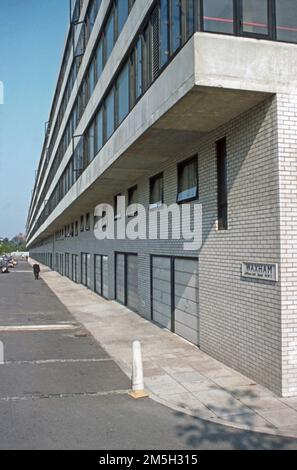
[31,259,297,439]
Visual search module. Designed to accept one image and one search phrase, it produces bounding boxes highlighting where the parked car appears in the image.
[0,257,9,273]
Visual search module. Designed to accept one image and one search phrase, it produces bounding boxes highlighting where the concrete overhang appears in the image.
[27,32,297,246]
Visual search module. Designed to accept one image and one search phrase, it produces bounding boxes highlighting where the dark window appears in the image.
[143,25,152,90]
[160,0,170,67]
[96,108,103,153]
[177,156,198,203]
[203,0,234,34]
[171,0,182,53]
[186,0,195,39]
[105,11,115,60]
[135,38,143,99]
[151,6,160,79]
[96,39,104,80]
[128,185,138,216]
[241,0,269,36]
[87,122,95,163]
[86,213,91,231]
[114,193,122,218]
[105,88,115,140]
[75,221,79,236]
[117,0,129,35]
[216,138,228,230]
[80,215,85,232]
[88,60,95,97]
[150,173,164,207]
[276,0,297,43]
[128,185,138,206]
[117,63,130,124]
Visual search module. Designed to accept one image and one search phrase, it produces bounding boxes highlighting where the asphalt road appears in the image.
[0,261,296,450]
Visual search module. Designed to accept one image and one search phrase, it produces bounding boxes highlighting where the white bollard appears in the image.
[129,340,149,399]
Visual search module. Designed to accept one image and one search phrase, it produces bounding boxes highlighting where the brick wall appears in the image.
[31,95,287,395]
[277,93,297,397]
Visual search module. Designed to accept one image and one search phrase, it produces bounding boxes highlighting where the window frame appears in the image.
[127,184,138,217]
[85,212,91,231]
[114,192,122,220]
[149,172,164,209]
[200,0,236,35]
[216,137,228,231]
[177,155,199,204]
[80,214,85,232]
[238,0,274,39]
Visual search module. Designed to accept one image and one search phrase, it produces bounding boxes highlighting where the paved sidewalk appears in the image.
[33,261,297,438]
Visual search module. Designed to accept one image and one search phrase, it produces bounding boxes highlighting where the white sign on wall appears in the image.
[241,262,278,282]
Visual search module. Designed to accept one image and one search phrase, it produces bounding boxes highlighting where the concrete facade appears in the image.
[28,1,297,397]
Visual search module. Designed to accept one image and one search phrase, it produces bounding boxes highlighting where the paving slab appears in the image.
[33,261,297,438]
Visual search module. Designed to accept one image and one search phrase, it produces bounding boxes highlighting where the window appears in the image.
[241,0,269,36]
[96,39,104,80]
[75,220,79,236]
[216,138,228,230]
[105,88,115,140]
[96,108,103,153]
[160,0,170,67]
[203,0,234,34]
[87,122,95,163]
[117,0,129,35]
[114,193,122,219]
[88,60,95,97]
[128,185,138,216]
[276,0,297,43]
[150,173,164,207]
[117,63,130,125]
[87,0,96,35]
[73,137,84,177]
[128,185,138,206]
[177,156,198,203]
[80,215,85,232]
[135,38,143,99]
[171,0,182,53]
[105,11,115,60]
[86,213,91,231]
[143,25,151,91]
[187,0,195,39]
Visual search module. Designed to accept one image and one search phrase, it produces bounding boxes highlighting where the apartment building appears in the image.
[27,0,297,397]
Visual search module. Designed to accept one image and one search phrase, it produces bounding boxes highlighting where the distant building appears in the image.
[27,0,297,398]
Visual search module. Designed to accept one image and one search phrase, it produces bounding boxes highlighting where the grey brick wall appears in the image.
[277,93,297,397]
[31,95,288,395]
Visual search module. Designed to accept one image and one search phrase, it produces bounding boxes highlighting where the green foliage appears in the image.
[0,240,27,255]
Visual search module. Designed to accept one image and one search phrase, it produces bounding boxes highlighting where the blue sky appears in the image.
[0,0,69,239]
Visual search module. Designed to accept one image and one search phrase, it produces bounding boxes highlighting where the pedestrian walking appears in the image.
[33,264,40,280]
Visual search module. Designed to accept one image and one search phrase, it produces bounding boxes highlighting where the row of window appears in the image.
[29,0,297,239]
[30,0,102,221]
[30,0,135,235]
[29,0,197,238]
[52,141,227,245]
[30,0,93,209]
[202,0,297,42]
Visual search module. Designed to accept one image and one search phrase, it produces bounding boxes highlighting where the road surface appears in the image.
[0,262,296,450]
